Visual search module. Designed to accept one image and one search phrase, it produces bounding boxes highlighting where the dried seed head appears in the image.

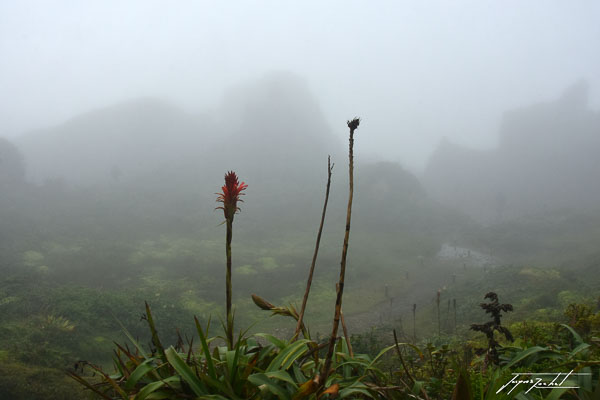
[347,117,360,132]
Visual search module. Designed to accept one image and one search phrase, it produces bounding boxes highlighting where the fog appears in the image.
[2,0,600,315]
[2,1,599,169]
[2,4,600,398]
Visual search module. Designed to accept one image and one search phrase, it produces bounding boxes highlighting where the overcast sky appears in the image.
[1,1,599,169]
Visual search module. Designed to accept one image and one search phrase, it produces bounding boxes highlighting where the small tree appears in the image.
[470,292,514,366]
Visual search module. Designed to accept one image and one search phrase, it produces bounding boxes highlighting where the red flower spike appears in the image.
[216,171,248,221]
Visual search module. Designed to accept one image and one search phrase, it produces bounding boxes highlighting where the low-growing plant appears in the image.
[71,302,401,399]
[470,292,514,366]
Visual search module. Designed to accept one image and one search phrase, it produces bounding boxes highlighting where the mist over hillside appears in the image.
[10,75,600,261]
[15,97,217,185]
[2,3,600,398]
[3,73,465,285]
[0,137,26,186]
[15,72,339,186]
[424,81,600,223]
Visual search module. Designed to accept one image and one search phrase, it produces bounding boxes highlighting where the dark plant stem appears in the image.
[453,298,457,335]
[341,310,353,357]
[393,330,414,384]
[446,299,451,333]
[225,218,233,349]
[412,303,417,342]
[428,347,435,377]
[393,329,431,400]
[294,156,333,341]
[321,118,359,384]
[436,290,441,337]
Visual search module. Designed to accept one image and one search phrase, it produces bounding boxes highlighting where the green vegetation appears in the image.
[67,293,599,399]
[1,116,599,398]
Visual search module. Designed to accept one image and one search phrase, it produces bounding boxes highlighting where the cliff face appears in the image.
[11,72,461,247]
[424,82,600,222]
[14,72,340,187]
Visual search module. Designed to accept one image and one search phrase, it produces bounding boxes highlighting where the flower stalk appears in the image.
[225,218,233,347]
[216,171,247,348]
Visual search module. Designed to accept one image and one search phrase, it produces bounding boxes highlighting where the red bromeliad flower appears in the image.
[216,171,248,221]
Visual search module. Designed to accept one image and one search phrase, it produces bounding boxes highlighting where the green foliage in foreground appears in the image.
[72,301,600,399]
[72,302,399,399]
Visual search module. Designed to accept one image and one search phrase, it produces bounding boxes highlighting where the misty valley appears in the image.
[1,75,600,399]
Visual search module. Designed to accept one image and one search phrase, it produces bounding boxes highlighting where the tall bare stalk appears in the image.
[436,290,441,337]
[412,303,417,341]
[293,156,334,341]
[321,117,360,384]
[453,298,457,335]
